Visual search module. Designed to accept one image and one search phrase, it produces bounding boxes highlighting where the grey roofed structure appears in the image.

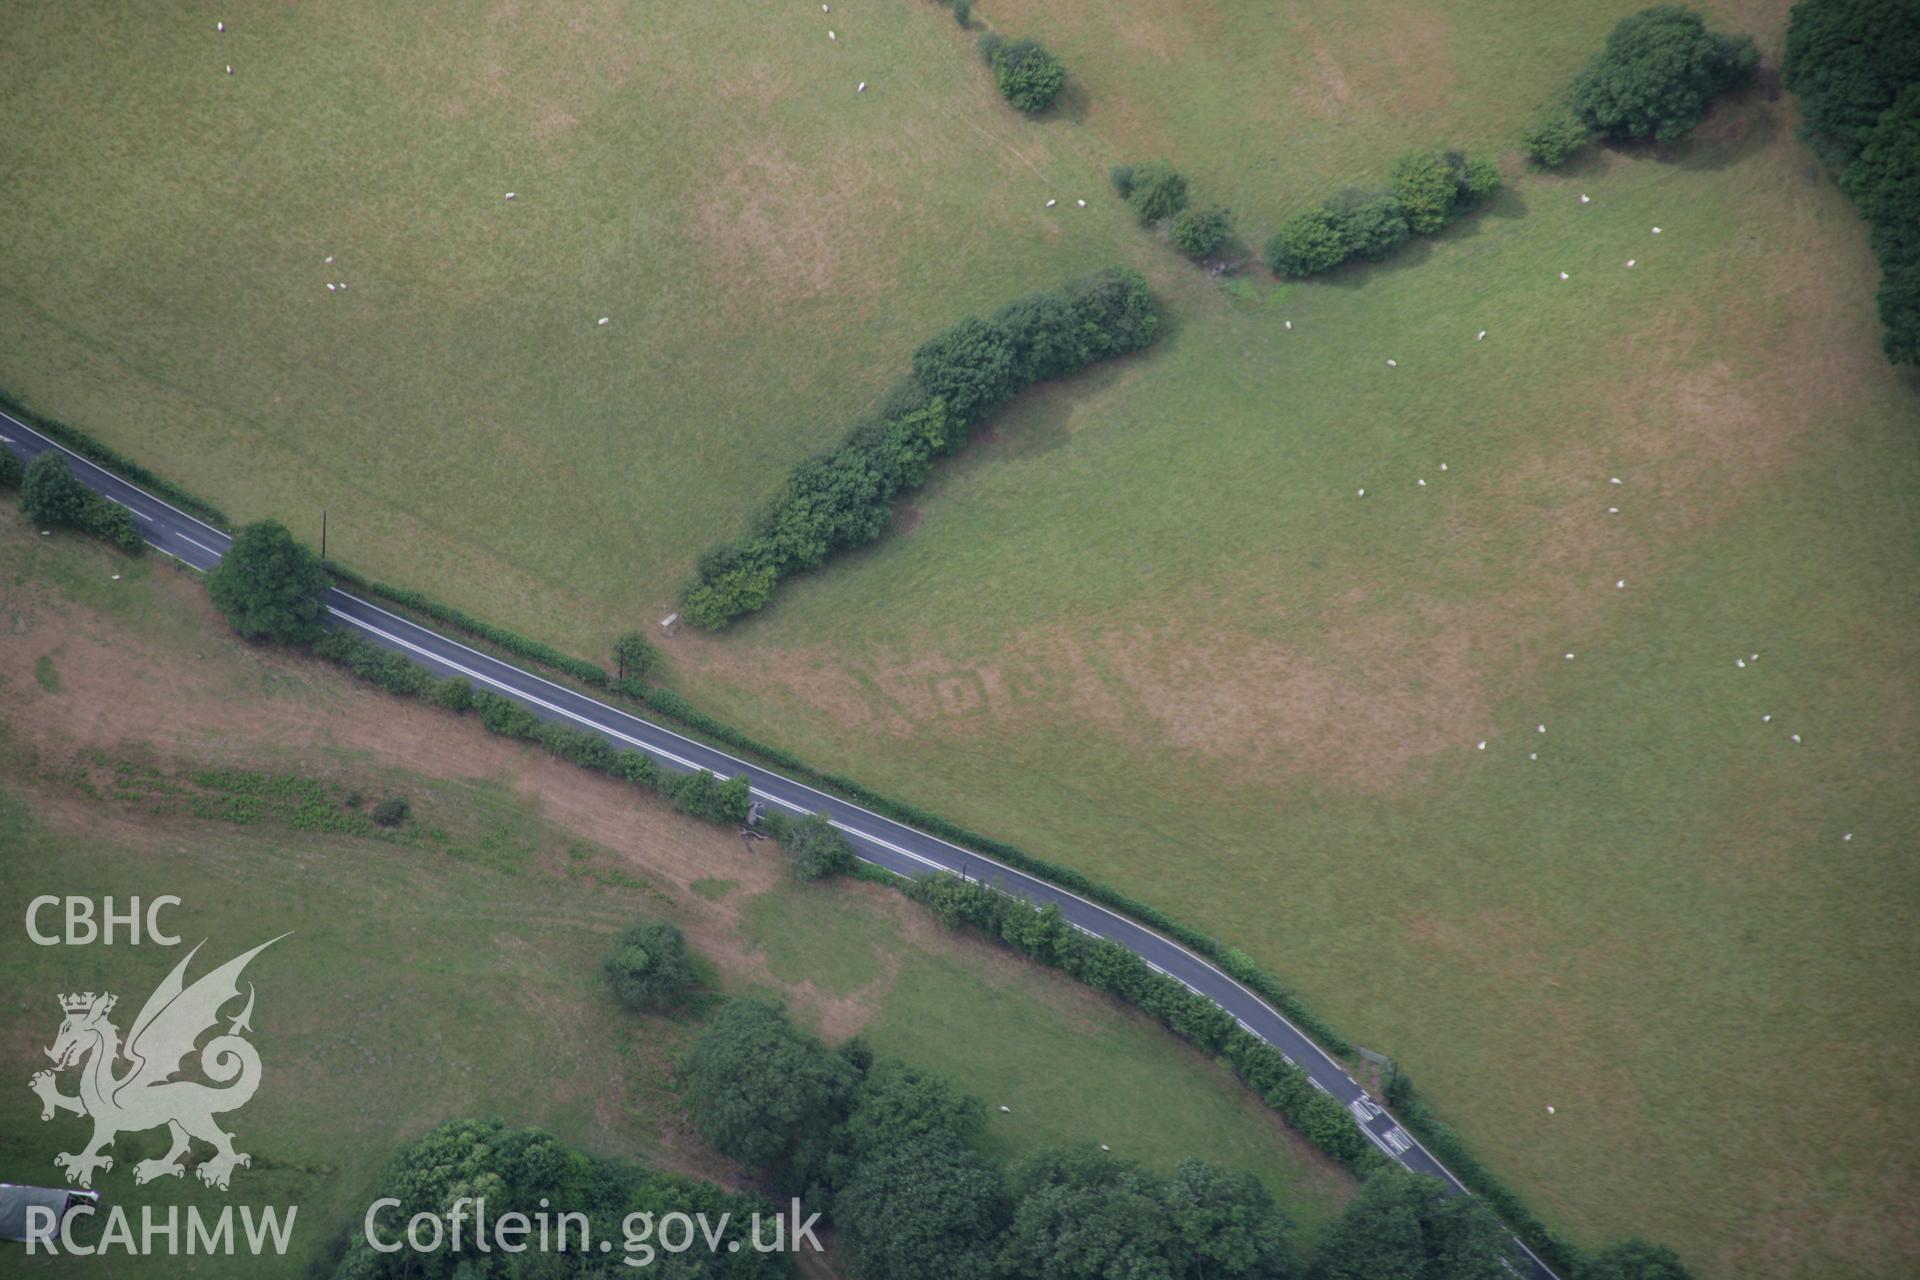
[0,1184,99,1243]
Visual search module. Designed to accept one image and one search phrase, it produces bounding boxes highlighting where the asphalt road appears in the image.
[2,409,1558,1278]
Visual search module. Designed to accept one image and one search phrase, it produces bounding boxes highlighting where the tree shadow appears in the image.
[1043,79,1092,127]
[1314,237,1436,292]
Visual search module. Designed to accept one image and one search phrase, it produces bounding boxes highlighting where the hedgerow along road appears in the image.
[1,408,1559,1279]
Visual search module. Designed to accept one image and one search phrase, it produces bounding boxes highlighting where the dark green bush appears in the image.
[1570,5,1758,142]
[1390,149,1469,234]
[371,796,410,827]
[613,631,660,681]
[1264,207,1351,276]
[1325,188,1412,261]
[602,916,695,1012]
[430,675,473,712]
[1170,204,1233,257]
[20,452,90,527]
[990,38,1067,113]
[950,0,970,25]
[473,689,542,739]
[1126,160,1188,224]
[0,450,23,489]
[783,811,858,880]
[1108,163,1134,197]
[1523,108,1592,166]
[79,496,143,552]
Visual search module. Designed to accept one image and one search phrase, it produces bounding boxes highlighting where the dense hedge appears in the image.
[1784,0,1920,366]
[679,269,1159,629]
[18,452,143,554]
[306,602,1586,1268]
[310,629,750,826]
[323,559,618,688]
[907,873,1381,1173]
[1387,1074,1581,1275]
[0,388,231,529]
[1263,150,1498,277]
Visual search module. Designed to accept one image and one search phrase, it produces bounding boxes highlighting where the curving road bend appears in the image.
[2,410,1557,1278]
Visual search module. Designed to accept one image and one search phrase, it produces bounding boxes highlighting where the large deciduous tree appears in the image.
[206,518,330,644]
[1308,1166,1515,1280]
[679,1000,856,1165]
[1569,6,1757,142]
[834,1131,1004,1280]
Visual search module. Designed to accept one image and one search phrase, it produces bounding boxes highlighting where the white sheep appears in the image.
[598,317,610,326]
[1476,330,1486,341]
[857,82,866,92]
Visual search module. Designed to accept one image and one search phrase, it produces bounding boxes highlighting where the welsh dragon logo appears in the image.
[28,936,286,1191]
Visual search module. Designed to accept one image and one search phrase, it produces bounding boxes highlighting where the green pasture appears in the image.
[0,521,1349,1275]
[3,1,1917,1275]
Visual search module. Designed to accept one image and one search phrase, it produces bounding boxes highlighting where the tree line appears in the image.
[679,268,1160,629]
[1784,0,1920,366]
[675,992,1692,1280]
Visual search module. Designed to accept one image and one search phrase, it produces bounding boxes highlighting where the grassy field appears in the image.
[0,516,1349,1277]
[0,0,1152,637]
[4,0,1918,1276]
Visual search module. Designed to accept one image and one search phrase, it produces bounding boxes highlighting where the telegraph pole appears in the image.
[321,509,328,560]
